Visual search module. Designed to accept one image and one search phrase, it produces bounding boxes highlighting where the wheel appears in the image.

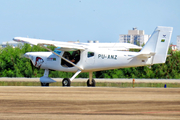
[87,79,95,87]
[62,78,71,87]
[41,82,49,87]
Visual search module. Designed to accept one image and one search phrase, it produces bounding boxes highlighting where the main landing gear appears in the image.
[62,78,71,86]
[86,71,95,87]
[62,71,95,87]
[87,79,95,87]
[40,69,95,87]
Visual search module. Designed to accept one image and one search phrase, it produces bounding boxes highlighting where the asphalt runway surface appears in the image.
[0,87,180,120]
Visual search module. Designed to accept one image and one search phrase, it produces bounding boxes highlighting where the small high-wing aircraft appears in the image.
[13,26,173,87]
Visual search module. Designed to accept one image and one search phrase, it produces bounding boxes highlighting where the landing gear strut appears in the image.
[40,69,56,87]
[87,71,95,87]
[62,70,81,87]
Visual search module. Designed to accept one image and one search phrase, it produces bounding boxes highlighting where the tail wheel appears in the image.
[62,78,71,87]
[41,82,49,87]
[87,79,95,87]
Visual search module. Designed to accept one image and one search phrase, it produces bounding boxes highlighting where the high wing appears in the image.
[13,37,86,51]
[13,37,142,51]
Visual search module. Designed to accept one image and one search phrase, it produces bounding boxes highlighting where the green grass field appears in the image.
[0,81,180,88]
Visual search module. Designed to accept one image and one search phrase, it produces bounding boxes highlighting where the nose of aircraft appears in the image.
[24,52,33,60]
[24,53,30,59]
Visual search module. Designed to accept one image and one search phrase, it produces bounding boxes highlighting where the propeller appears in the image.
[30,59,34,71]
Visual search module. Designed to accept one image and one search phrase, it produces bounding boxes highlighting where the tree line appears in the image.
[0,44,179,79]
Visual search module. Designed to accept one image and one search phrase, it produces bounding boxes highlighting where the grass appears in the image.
[0,81,180,88]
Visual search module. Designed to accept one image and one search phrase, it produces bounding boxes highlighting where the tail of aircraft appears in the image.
[140,26,173,64]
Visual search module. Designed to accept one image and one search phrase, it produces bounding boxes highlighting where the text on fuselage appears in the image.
[98,54,117,60]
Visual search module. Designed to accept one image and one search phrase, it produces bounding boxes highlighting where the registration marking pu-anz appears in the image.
[98,54,117,60]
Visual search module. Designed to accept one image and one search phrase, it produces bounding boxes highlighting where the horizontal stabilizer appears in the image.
[128,52,155,60]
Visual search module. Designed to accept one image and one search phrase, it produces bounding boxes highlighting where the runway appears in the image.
[0,77,180,83]
[0,87,180,120]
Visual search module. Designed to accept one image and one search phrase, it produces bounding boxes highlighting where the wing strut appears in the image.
[39,44,83,70]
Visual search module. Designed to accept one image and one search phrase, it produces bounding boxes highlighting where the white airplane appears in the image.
[13,26,173,87]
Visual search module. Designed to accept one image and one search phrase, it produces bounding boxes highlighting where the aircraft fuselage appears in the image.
[25,49,153,73]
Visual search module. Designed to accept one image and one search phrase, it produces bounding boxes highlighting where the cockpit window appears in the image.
[87,52,94,58]
[61,50,81,67]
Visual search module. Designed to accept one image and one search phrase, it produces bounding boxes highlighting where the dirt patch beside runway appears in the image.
[0,87,180,120]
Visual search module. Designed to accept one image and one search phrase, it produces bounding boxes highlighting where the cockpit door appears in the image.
[85,51,95,64]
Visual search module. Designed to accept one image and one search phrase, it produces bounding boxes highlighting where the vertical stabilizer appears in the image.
[140,26,173,64]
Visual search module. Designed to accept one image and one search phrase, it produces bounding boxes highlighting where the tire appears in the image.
[41,82,49,87]
[62,78,71,87]
[87,79,95,87]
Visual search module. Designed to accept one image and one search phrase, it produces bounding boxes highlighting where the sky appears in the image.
[0,0,179,44]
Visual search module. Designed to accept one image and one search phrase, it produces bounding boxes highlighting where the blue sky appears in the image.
[0,0,179,44]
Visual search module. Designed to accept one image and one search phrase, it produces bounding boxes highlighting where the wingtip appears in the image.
[13,37,19,41]
[13,37,26,42]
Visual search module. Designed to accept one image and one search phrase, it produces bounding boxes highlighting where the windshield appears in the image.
[54,47,62,55]
[54,50,61,55]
